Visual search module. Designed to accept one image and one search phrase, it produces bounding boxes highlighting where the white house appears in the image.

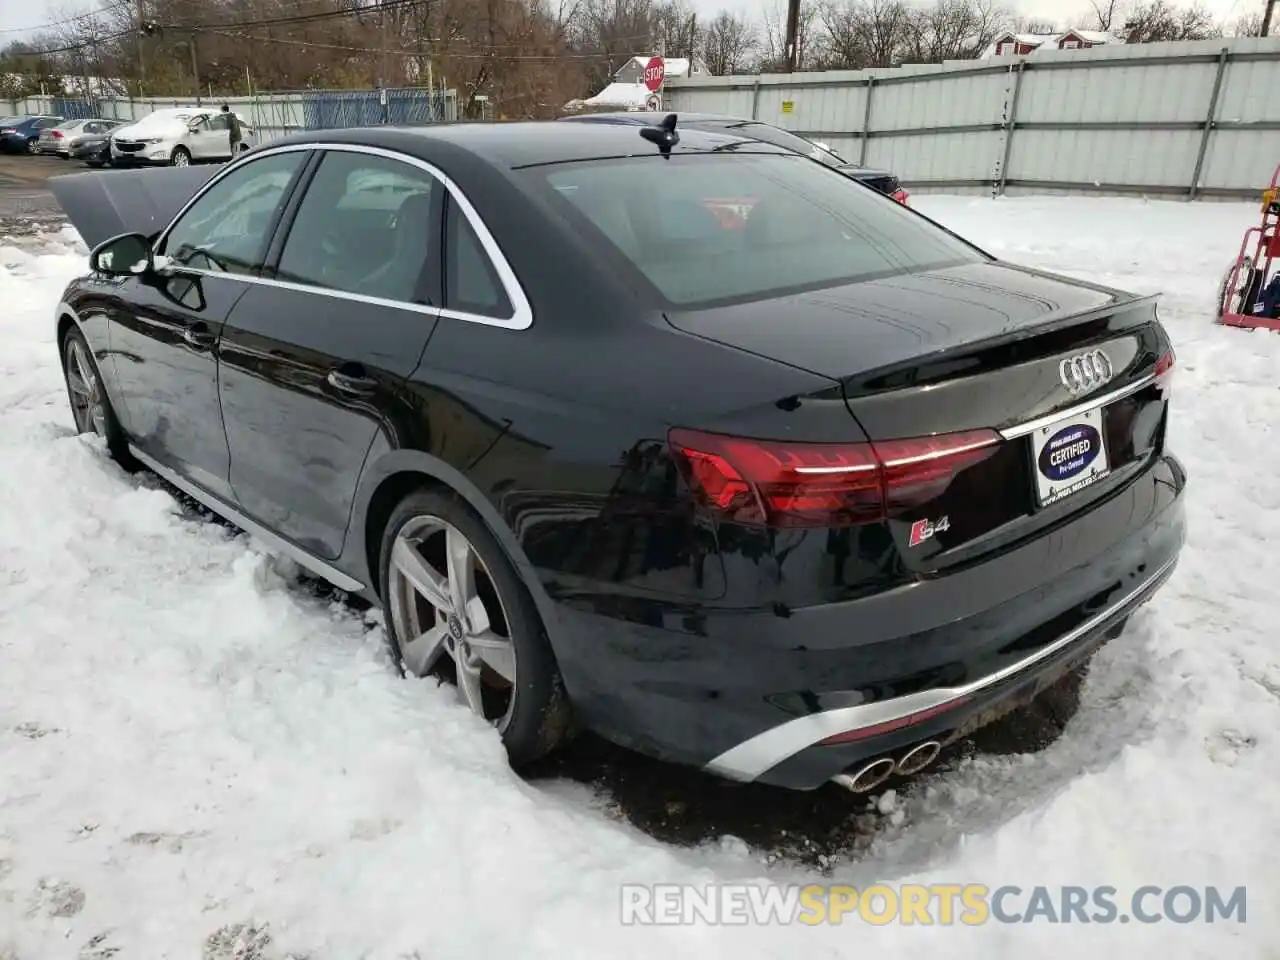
[984,30,1122,58]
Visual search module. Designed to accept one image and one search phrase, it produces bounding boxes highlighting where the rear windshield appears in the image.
[531,153,981,307]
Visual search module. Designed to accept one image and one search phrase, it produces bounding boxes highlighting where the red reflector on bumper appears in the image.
[817,695,971,746]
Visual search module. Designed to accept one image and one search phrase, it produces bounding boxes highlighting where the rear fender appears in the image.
[341,447,565,644]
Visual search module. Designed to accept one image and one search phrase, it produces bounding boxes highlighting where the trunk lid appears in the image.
[665,260,1173,569]
[48,165,218,249]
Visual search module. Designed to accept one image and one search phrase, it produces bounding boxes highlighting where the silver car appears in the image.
[37,119,123,158]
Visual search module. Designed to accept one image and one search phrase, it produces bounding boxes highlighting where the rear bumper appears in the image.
[549,452,1186,790]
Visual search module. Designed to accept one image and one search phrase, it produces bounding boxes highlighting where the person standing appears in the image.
[223,104,243,159]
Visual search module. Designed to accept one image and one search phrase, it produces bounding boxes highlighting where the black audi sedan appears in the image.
[49,117,1185,794]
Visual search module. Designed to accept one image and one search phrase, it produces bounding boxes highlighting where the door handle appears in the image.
[183,324,215,349]
[327,367,378,396]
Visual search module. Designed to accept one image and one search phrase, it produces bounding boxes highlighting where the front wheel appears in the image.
[61,327,133,467]
[378,488,574,768]
[170,146,191,167]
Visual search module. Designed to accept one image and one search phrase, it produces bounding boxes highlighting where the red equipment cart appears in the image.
[1217,162,1280,331]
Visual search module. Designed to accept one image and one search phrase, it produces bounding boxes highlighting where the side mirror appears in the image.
[89,232,154,277]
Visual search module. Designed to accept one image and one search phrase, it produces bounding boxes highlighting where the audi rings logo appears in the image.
[1059,349,1114,395]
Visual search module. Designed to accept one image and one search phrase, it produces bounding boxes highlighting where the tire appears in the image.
[378,487,574,767]
[61,326,134,468]
[86,160,103,168]
[170,146,191,167]
[26,138,36,154]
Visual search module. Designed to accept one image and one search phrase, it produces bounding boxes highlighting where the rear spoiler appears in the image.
[48,166,219,249]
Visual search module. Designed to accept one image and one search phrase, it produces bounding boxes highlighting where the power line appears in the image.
[159,0,426,33]
[203,26,655,61]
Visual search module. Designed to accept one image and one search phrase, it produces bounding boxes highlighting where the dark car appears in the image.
[560,111,910,204]
[48,119,1184,794]
[0,115,64,154]
[71,130,116,167]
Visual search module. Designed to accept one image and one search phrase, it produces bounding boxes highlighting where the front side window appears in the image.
[531,153,981,307]
[276,150,440,304]
[158,151,306,275]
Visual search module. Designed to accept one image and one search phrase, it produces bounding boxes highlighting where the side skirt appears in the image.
[128,443,367,594]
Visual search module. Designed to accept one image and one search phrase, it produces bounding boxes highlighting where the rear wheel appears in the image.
[378,488,573,767]
[61,326,133,467]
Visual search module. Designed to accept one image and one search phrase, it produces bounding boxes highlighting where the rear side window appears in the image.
[444,199,511,320]
[533,154,980,308]
[276,150,440,304]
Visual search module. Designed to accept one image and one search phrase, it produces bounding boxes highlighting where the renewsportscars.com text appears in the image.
[620,883,1247,926]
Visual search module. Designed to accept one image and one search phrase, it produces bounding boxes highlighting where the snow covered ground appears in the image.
[2,197,1278,958]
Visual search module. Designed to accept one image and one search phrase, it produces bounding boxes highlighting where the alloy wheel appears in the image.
[172,150,189,167]
[387,515,518,729]
[65,338,105,437]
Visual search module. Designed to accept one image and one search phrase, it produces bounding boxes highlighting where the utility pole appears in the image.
[1264,0,1277,37]
[134,0,147,96]
[188,33,201,105]
[783,0,800,72]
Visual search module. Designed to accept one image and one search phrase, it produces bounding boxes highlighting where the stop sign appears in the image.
[643,56,665,93]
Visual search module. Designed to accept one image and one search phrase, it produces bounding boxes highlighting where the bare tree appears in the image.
[820,0,913,69]
[759,0,819,70]
[1088,0,1124,30]
[902,0,1011,63]
[702,10,758,74]
[1120,0,1220,41]
[652,0,700,58]
[1011,16,1059,33]
[1230,10,1267,36]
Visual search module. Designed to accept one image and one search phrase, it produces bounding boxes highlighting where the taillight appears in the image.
[1154,348,1174,394]
[668,426,1000,529]
[52,130,63,138]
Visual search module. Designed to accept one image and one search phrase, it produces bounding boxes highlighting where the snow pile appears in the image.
[2,199,1279,957]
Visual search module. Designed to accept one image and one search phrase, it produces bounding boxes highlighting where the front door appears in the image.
[216,147,444,559]
[109,149,311,499]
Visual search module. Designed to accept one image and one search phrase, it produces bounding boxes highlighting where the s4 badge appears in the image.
[908,516,950,547]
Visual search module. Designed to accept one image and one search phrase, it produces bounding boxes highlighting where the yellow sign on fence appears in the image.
[781,100,794,114]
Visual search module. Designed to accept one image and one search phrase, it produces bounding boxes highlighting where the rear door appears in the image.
[215,146,445,559]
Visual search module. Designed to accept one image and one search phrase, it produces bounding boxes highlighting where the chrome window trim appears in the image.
[152,140,533,331]
[999,372,1157,440]
[703,551,1177,783]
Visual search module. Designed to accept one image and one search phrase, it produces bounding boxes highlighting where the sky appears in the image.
[0,0,1263,40]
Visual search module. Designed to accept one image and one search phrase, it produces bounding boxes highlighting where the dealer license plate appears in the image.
[1031,406,1110,507]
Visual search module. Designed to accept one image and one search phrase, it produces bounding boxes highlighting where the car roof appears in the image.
[266,120,798,169]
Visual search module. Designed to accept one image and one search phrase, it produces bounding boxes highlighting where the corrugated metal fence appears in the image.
[6,87,457,143]
[665,36,1280,200]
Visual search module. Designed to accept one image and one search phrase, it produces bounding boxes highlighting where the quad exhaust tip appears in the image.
[831,740,943,794]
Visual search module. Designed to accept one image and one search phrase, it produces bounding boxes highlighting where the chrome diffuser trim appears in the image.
[704,552,1177,783]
